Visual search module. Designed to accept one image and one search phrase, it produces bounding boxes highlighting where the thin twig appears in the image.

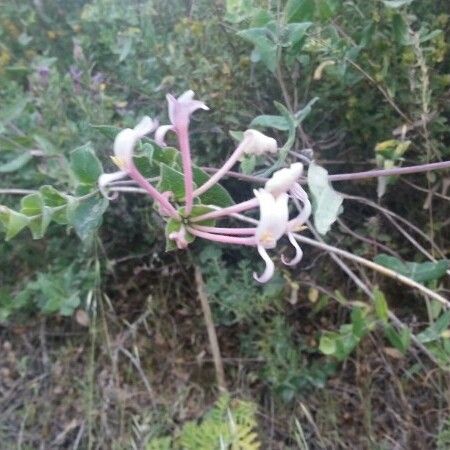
[0,189,37,195]
[293,234,449,308]
[344,194,446,260]
[306,220,442,368]
[225,211,448,307]
[337,217,400,257]
[194,266,227,392]
[201,160,450,186]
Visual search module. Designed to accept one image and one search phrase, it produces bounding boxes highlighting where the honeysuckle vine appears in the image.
[1,90,449,290]
[99,91,312,282]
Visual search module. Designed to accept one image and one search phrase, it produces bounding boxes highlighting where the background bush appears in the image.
[0,0,449,448]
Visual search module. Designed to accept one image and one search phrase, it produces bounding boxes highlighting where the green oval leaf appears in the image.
[70,143,103,185]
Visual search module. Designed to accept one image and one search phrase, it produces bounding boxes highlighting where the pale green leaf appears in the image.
[0,152,33,173]
[417,311,450,344]
[250,115,290,131]
[373,287,389,323]
[319,334,337,355]
[382,0,413,8]
[374,254,449,283]
[158,163,185,201]
[307,162,343,235]
[0,207,31,240]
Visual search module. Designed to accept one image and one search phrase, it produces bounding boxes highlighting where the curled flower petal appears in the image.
[265,163,304,197]
[154,124,174,147]
[254,189,289,249]
[167,90,209,129]
[240,129,278,157]
[253,245,275,283]
[133,116,158,138]
[281,232,303,266]
[98,171,127,199]
[113,116,158,169]
[289,182,312,230]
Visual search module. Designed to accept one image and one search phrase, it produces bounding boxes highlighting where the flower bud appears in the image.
[265,163,303,196]
[241,129,277,156]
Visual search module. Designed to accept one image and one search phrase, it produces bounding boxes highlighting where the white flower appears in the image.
[252,168,311,282]
[254,189,289,249]
[253,188,289,283]
[112,116,158,169]
[98,171,127,199]
[264,162,303,197]
[240,129,278,157]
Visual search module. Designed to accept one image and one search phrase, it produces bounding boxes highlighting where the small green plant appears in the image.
[146,395,261,450]
[257,316,335,401]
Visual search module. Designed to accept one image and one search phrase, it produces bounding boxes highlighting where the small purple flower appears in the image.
[90,72,105,91]
[37,65,50,79]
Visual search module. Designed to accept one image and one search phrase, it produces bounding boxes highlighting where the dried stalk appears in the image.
[194,266,227,392]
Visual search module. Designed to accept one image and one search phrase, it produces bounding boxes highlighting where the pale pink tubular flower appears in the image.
[100,117,179,218]
[193,129,277,198]
[164,90,209,215]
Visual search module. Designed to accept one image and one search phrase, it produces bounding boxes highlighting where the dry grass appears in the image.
[1,252,449,450]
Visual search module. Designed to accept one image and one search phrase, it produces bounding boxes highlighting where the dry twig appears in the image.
[194,266,227,392]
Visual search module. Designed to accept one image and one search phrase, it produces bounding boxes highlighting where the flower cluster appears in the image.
[99,91,311,282]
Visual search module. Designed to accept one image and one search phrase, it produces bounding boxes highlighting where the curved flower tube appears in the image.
[191,225,257,235]
[102,117,179,218]
[187,226,257,246]
[193,129,278,198]
[254,189,289,249]
[166,91,209,215]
